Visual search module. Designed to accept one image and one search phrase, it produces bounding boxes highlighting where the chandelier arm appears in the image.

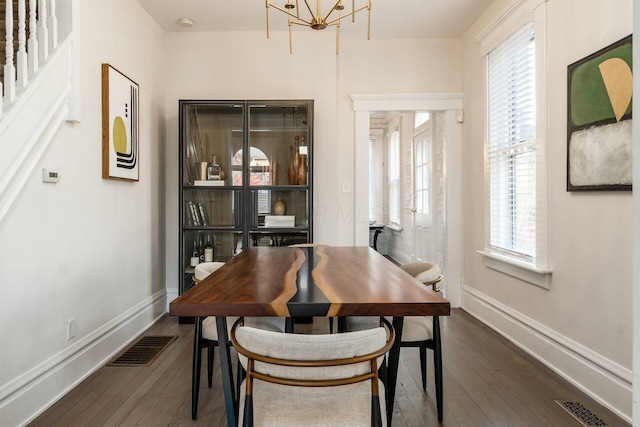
[301,0,315,19]
[268,4,313,26]
[367,0,370,39]
[288,17,293,53]
[266,0,270,38]
[336,19,340,54]
[324,5,369,26]
[289,21,313,27]
[322,1,344,22]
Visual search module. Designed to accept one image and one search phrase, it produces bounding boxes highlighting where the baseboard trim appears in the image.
[0,290,167,427]
[462,285,632,423]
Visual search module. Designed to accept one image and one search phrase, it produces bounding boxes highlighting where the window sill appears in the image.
[386,224,403,232]
[477,250,552,289]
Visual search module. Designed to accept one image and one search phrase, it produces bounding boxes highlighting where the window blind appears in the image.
[487,22,536,260]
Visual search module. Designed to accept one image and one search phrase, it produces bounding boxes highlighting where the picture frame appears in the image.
[102,64,140,181]
[567,35,632,191]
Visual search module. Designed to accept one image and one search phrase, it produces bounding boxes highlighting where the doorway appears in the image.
[352,93,463,307]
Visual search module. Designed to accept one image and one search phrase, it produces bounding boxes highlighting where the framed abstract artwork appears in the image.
[567,35,632,191]
[102,64,139,181]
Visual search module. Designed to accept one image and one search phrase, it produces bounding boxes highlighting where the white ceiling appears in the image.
[136,0,494,39]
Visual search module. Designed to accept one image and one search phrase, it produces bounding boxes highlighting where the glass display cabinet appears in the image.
[178,100,314,294]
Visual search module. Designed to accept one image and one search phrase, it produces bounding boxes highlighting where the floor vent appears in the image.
[107,335,177,367]
[555,401,608,426]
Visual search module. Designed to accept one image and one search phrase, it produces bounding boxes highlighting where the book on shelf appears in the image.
[197,202,208,226]
[194,180,225,186]
[188,201,201,226]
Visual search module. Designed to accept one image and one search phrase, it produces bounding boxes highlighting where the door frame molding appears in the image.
[351,93,463,307]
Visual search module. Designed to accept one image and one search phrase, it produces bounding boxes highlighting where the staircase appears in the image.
[0,0,74,224]
[0,0,21,89]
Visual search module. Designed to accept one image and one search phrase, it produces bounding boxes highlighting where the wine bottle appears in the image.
[297,136,307,185]
[190,239,199,267]
[204,234,214,262]
[198,234,205,263]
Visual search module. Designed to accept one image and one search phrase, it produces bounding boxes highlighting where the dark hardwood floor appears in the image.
[29,309,630,426]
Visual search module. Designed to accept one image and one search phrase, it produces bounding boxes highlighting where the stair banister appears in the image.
[48,0,56,50]
[38,0,47,62]
[28,0,38,74]
[4,0,16,102]
[17,0,28,87]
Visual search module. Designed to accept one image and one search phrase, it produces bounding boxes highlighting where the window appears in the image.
[388,131,400,226]
[487,22,536,260]
[478,0,551,288]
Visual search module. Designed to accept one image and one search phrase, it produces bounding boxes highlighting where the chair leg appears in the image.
[192,317,203,420]
[207,342,215,388]
[419,343,427,391]
[236,355,246,403]
[433,316,443,422]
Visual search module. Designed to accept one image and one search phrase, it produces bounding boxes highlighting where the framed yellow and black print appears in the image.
[102,63,139,181]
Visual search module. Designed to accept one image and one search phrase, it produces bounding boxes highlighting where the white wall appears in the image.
[0,1,167,425]
[162,33,463,300]
[461,0,633,421]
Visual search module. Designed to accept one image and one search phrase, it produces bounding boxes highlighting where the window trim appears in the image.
[477,0,551,289]
[369,129,384,224]
[388,128,401,227]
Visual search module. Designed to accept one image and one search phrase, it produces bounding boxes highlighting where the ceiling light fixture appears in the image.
[265,0,371,54]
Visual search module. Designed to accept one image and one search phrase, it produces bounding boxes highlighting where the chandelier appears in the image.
[265,0,371,54]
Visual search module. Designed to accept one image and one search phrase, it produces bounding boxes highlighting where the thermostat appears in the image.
[43,168,60,183]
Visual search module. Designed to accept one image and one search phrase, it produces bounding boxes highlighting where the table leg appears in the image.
[387,316,404,426]
[216,316,238,427]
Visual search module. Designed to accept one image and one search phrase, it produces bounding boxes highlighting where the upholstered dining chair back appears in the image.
[193,261,226,284]
[231,317,395,427]
[400,262,442,291]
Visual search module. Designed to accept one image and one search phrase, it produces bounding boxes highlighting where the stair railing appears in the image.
[2,0,58,116]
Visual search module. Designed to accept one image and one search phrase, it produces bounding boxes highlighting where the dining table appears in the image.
[169,246,450,426]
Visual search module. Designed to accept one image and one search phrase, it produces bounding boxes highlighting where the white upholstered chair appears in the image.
[231,317,395,427]
[191,262,286,420]
[346,262,444,422]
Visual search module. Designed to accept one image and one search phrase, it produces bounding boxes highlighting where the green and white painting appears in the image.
[567,35,632,191]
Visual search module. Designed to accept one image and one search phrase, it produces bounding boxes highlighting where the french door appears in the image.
[412,123,434,263]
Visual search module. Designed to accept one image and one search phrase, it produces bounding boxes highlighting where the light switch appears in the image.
[342,181,351,193]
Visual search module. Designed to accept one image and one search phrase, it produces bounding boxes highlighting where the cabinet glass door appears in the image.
[247,102,312,247]
[182,103,243,188]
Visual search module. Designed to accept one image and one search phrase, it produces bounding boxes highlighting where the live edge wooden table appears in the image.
[170,246,450,426]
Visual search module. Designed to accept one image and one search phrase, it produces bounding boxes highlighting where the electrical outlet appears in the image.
[67,318,75,340]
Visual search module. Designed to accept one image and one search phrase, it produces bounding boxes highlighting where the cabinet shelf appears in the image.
[178,99,314,294]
